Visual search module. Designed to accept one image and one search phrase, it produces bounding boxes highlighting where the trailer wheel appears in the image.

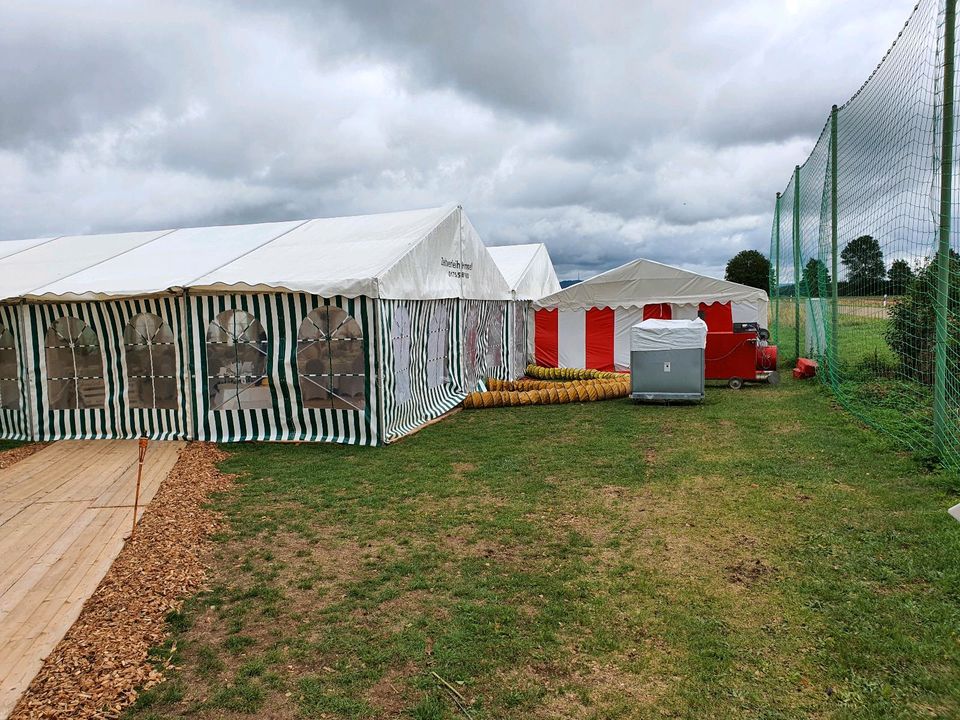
[728,377,744,390]
[766,371,780,386]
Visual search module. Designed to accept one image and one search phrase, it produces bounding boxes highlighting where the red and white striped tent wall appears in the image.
[533,258,769,372]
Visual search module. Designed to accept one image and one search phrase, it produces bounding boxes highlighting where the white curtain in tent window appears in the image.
[44,316,105,410]
[0,324,19,410]
[124,313,178,409]
[485,308,503,370]
[426,305,449,388]
[464,305,480,387]
[391,306,412,404]
[205,309,272,410]
[296,307,366,411]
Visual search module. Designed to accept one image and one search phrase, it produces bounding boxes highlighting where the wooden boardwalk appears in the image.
[0,440,184,719]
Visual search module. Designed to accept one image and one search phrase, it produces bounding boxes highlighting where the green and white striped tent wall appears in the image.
[186,292,380,444]
[0,303,30,440]
[1,294,517,445]
[378,299,512,442]
[21,296,191,441]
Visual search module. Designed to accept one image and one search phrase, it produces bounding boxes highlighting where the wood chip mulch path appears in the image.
[0,443,48,470]
[9,442,233,720]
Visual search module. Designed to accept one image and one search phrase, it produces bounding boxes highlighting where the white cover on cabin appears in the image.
[630,319,708,352]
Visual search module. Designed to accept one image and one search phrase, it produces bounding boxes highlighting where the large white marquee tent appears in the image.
[0,204,518,445]
[487,243,561,377]
[533,258,769,371]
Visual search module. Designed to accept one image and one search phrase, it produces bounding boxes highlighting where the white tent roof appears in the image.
[0,204,512,303]
[487,244,561,300]
[535,257,768,311]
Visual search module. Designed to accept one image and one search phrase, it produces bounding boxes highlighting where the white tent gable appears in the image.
[488,244,561,300]
[535,258,768,311]
[0,205,511,302]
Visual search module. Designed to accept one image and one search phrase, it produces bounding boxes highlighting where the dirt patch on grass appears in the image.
[365,663,417,716]
[451,461,477,478]
[725,557,777,586]
[506,655,671,719]
[10,442,233,720]
[0,442,47,469]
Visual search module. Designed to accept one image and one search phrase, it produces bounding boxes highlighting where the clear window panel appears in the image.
[0,379,18,410]
[45,317,104,410]
[206,309,272,411]
[76,377,105,409]
[153,377,178,409]
[128,376,155,409]
[297,307,366,411]
[48,378,77,410]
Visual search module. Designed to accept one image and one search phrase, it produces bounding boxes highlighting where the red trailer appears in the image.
[705,326,778,389]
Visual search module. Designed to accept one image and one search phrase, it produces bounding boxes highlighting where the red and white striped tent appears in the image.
[533,258,769,371]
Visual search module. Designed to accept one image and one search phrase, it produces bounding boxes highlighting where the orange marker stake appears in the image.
[131,437,149,539]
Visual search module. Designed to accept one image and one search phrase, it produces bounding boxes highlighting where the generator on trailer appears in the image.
[704,323,779,389]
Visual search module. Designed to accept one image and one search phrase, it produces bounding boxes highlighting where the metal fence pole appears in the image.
[774,192,781,343]
[830,104,840,369]
[793,165,801,360]
[935,0,957,458]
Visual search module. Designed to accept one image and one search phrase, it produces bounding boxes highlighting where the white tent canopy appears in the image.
[487,244,561,300]
[0,204,511,303]
[535,257,768,312]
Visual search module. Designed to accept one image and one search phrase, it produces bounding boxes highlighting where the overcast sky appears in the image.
[0,0,918,280]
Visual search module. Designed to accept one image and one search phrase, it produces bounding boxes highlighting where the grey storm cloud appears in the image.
[0,0,920,280]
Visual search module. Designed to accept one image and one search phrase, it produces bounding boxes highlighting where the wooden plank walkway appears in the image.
[0,440,184,720]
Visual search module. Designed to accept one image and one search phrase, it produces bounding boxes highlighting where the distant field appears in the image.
[126,377,960,720]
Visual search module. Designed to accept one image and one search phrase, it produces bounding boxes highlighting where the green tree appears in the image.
[888,258,914,295]
[885,250,960,384]
[725,250,770,290]
[840,235,885,295]
[802,258,831,297]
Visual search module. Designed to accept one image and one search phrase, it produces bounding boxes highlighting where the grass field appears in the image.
[123,376,960,720]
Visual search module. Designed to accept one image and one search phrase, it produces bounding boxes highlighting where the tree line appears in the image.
[724,235,915,296]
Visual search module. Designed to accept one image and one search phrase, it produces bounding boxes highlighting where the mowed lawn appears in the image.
[129,378,960,720]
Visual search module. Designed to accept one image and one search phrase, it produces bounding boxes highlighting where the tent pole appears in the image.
[792,164,802,360]
[935,0,957,460]
[180,288,197,441]
[14,301,36,441]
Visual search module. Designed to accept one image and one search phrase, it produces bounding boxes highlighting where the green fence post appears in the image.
[792,165,801,360]
[774,192,781,343]
[830,105,840,369]
[935,0,957,459]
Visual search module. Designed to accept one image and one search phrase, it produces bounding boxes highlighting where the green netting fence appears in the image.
[769,0,960,468]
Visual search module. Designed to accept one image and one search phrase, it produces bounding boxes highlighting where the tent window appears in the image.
[0,324,20,410]
[297,307,366,411]
[206,309,272,410]
[426,305,448,388]
[124,313,178,410]
[391,306,412,404]
[44,316,105,410]
[464,305,480,386]
[485,307,503,370]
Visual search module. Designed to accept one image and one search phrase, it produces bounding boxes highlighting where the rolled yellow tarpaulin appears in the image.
[463,375,630,409]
